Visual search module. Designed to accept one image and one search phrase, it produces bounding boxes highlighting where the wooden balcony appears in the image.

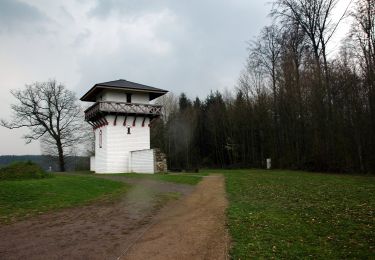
[84,101,162,121]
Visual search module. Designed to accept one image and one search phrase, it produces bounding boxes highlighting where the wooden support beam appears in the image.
[142,117,147,127]
[94,121,100,130]
[98,117,106,128]
[132,116,137,127]
[113,114,118,126]
[123,115,128,126]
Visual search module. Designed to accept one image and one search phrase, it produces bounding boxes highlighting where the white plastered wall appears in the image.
[130,149,155,174]
[90,156,95,171]
[93,115,151,174]
[100,90,149,103]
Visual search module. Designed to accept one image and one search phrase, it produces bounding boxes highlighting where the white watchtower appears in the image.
[80,79,168,174]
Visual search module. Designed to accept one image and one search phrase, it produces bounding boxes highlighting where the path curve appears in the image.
[0,176,193,260]
[122,174,230,260]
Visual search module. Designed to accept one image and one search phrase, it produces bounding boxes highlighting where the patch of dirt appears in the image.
[0,177,193,260]
[122,174,230,260]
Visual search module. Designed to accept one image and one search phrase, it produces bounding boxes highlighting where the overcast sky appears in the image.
[0,0,352,155]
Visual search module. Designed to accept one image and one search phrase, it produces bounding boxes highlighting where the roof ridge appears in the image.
[80,79,168,102]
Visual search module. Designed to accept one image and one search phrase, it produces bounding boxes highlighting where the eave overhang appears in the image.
[80,84,168,102]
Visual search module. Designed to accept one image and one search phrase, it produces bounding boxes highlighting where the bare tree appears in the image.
[273,0,351,75]
[154,92,179,122]
[351,0,375,107]
[40,111,93,170]
[272,0,351,118]
[272,0,352,166]
[350,0,375,170]
[249,24,282,101]
[248,24,282,162]
[1,80,86,171]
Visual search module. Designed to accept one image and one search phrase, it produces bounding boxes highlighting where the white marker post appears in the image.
[266,158,271,170]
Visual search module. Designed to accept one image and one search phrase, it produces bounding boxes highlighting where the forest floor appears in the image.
[0,173,229,259]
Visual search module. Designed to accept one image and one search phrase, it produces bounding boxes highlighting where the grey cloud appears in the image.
[59,5,75,22]
[0,0,50,33]
[0,0,272,155]
[72,29,91,47]
[88,0,166,18]
[78,0,270,97]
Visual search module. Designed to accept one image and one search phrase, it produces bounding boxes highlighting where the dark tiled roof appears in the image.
[80,79,168,102]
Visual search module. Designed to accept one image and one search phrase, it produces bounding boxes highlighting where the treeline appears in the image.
[152,0,375,174]
[0,155,89,172]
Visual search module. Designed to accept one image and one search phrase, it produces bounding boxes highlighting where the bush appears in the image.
[0,161,52,181]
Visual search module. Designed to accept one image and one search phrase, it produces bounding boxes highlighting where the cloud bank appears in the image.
[0,0,272,154]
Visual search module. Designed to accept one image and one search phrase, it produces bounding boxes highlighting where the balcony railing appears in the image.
[84,101,162,121]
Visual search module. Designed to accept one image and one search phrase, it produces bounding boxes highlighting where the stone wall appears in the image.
[154,149,167,172]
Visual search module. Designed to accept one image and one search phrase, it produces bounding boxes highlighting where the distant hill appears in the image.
[0,155,90,172]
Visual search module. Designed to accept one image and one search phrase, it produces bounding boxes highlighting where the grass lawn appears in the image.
[114,172,204,185]
[63,171,205,185]
[0,175,128,224]
[218,169,375,259]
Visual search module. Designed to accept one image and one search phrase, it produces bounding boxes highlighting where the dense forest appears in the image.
[151,0,375,174]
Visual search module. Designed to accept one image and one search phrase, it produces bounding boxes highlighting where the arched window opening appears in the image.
[99,129,103,148]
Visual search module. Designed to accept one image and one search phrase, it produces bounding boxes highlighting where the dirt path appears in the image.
[0,174,230,260]
[122,174,230,260]
[0,177,193,260]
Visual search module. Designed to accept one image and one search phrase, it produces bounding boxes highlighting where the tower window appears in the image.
[99,130,103,148]
[127,94,132,103]
[127,127,131,135]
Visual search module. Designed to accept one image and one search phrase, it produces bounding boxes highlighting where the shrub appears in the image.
[0,161,52,181]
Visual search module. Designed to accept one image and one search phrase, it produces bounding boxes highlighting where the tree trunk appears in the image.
[57,140,65,172]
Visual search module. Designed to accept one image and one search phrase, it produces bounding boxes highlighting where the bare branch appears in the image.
[1,80,87,171]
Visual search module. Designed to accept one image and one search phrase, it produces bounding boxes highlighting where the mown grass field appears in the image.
[63,171,205,185]
[215,169,375,259]
[0,175,127,224]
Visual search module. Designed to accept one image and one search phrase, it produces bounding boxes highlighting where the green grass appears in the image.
[218,169,375,259]
[113,173,204,185]
[0,175,128,224]
[0,161,51,180]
